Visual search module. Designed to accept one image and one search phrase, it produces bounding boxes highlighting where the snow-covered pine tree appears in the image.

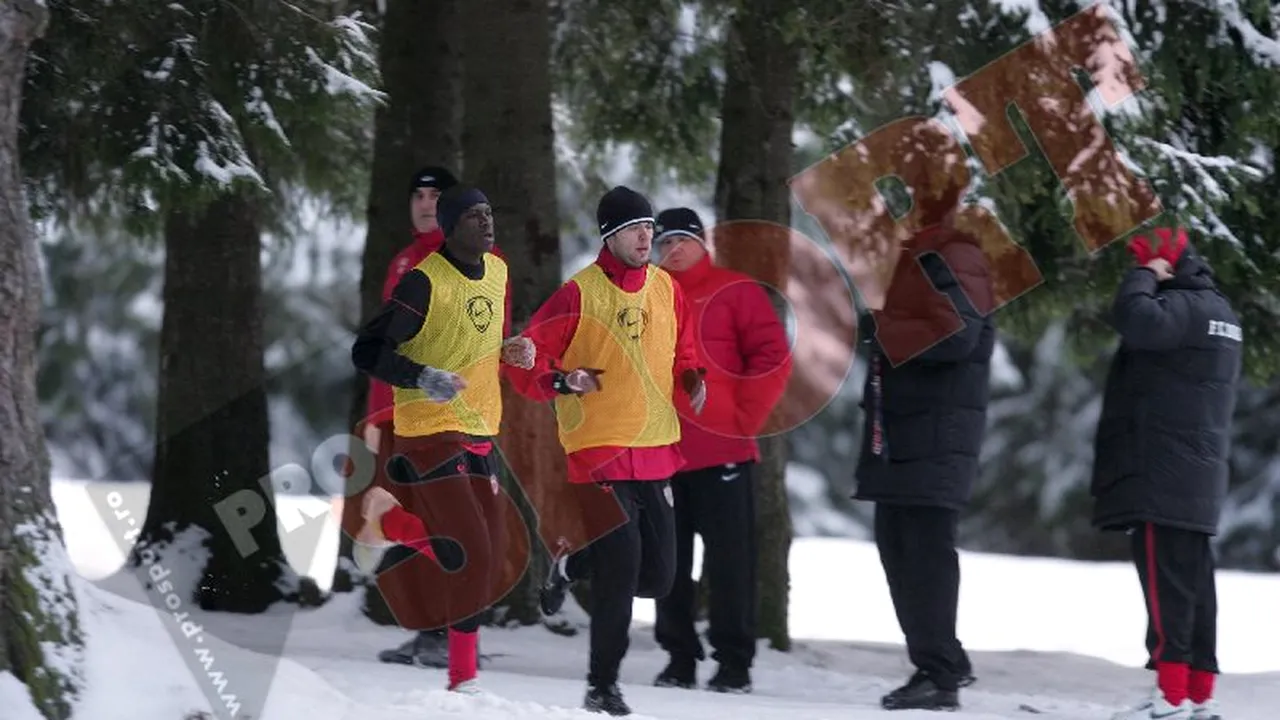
[1041,0,1280,375]
[35,220,163,484]
[981,0,1280,567]
[21,0,379,612]
[551,0,726,189]
[1,1,86,718]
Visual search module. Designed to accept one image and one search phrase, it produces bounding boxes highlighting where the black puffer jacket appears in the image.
[1091,247,1242,535]
[854,226,996,510]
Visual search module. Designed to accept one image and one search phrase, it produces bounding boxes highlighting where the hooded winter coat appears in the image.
[666,252,792,471]
[854,225,996,510]
[1091,246,1243,535]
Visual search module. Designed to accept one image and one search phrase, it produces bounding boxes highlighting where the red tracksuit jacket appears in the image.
[666,253,792,471]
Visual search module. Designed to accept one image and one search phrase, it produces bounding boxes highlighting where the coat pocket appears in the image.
[1091,415,1137,495]
[935,408,985,457]
[882,409,937,461]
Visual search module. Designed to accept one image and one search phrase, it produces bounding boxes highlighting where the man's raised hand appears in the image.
[502,336,537,369]
[1145,257,1173,281]
[564,368,605,394]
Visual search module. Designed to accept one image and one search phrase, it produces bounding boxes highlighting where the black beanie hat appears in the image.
[408,166,458,195]
[596,186,654,241]
[654,207,706,244]
[436,185,489,238]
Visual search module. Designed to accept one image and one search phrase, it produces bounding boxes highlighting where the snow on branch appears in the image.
[305,46,381,102]
[304,10,382,104]
[330,14,379,70]
[1131,135,1266,256]
[1194,0,1280,66]
[990,0,1053,34]
[193,95,264,189]
[126,4,377,204]
[1133,136,1267,187]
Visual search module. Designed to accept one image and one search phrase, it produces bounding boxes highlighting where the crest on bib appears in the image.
[616,306,649,340]
[467,296,495,333]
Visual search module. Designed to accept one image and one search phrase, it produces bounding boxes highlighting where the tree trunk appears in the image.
[462,0,562,625]
[0,2,84,717]
[337,0,464,602]
[139,193,289,613]
[712,0,799,652]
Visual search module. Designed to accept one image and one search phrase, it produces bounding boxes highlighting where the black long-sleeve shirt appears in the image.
[351,247,489,389]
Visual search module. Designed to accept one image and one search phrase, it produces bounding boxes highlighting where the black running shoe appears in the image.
[376,630,447,668]
[653,655,697,689]
[584,683,631,716]
[880,672,959,711]
[706,663,752,694]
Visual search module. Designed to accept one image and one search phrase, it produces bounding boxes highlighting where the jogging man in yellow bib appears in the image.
[352,184,535,694]
[507,185,708,716]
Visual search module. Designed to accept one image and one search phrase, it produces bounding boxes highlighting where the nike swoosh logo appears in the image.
[1150,707,1185,719]
[721,472,740,482]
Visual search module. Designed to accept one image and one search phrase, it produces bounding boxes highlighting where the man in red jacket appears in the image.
[648,207,792,694]
[357,165,457,668]
[505,186,708,717]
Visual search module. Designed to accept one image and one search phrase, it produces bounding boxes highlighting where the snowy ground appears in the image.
[5,478,1277,720]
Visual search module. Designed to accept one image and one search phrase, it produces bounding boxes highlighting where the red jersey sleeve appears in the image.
[730,279,793,434]
[364,249,416,426]
[502,281,582,401]
[671,280,704,379]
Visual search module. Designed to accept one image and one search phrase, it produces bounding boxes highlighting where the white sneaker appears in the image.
[448,678,483,695]
[1190,699,1222,720]
[1110,693,1193,720]
[352,507,395,575]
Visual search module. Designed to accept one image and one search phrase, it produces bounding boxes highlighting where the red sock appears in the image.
[448,629,478,688]
[1188,669,1215,704]
[1156,662,1190,705]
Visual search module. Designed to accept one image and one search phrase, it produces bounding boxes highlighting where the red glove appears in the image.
[1127,234,1157,265]
[1128,227,1188,266]
[1152,227,1188,264]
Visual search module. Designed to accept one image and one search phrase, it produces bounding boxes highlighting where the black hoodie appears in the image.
[1091,246,1243,534]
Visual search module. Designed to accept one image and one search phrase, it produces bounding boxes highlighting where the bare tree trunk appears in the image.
[337,0,464,605]
[713,0,799,652]
[462,0,561,625]
[140,193,291,613]
[0,2,84,717]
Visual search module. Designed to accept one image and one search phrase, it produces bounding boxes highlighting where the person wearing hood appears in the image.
[855,208,995,711]
[505,186,707,716]
[1094,228,1242,720]
[648,207,792,694]
[350,184,535,694]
